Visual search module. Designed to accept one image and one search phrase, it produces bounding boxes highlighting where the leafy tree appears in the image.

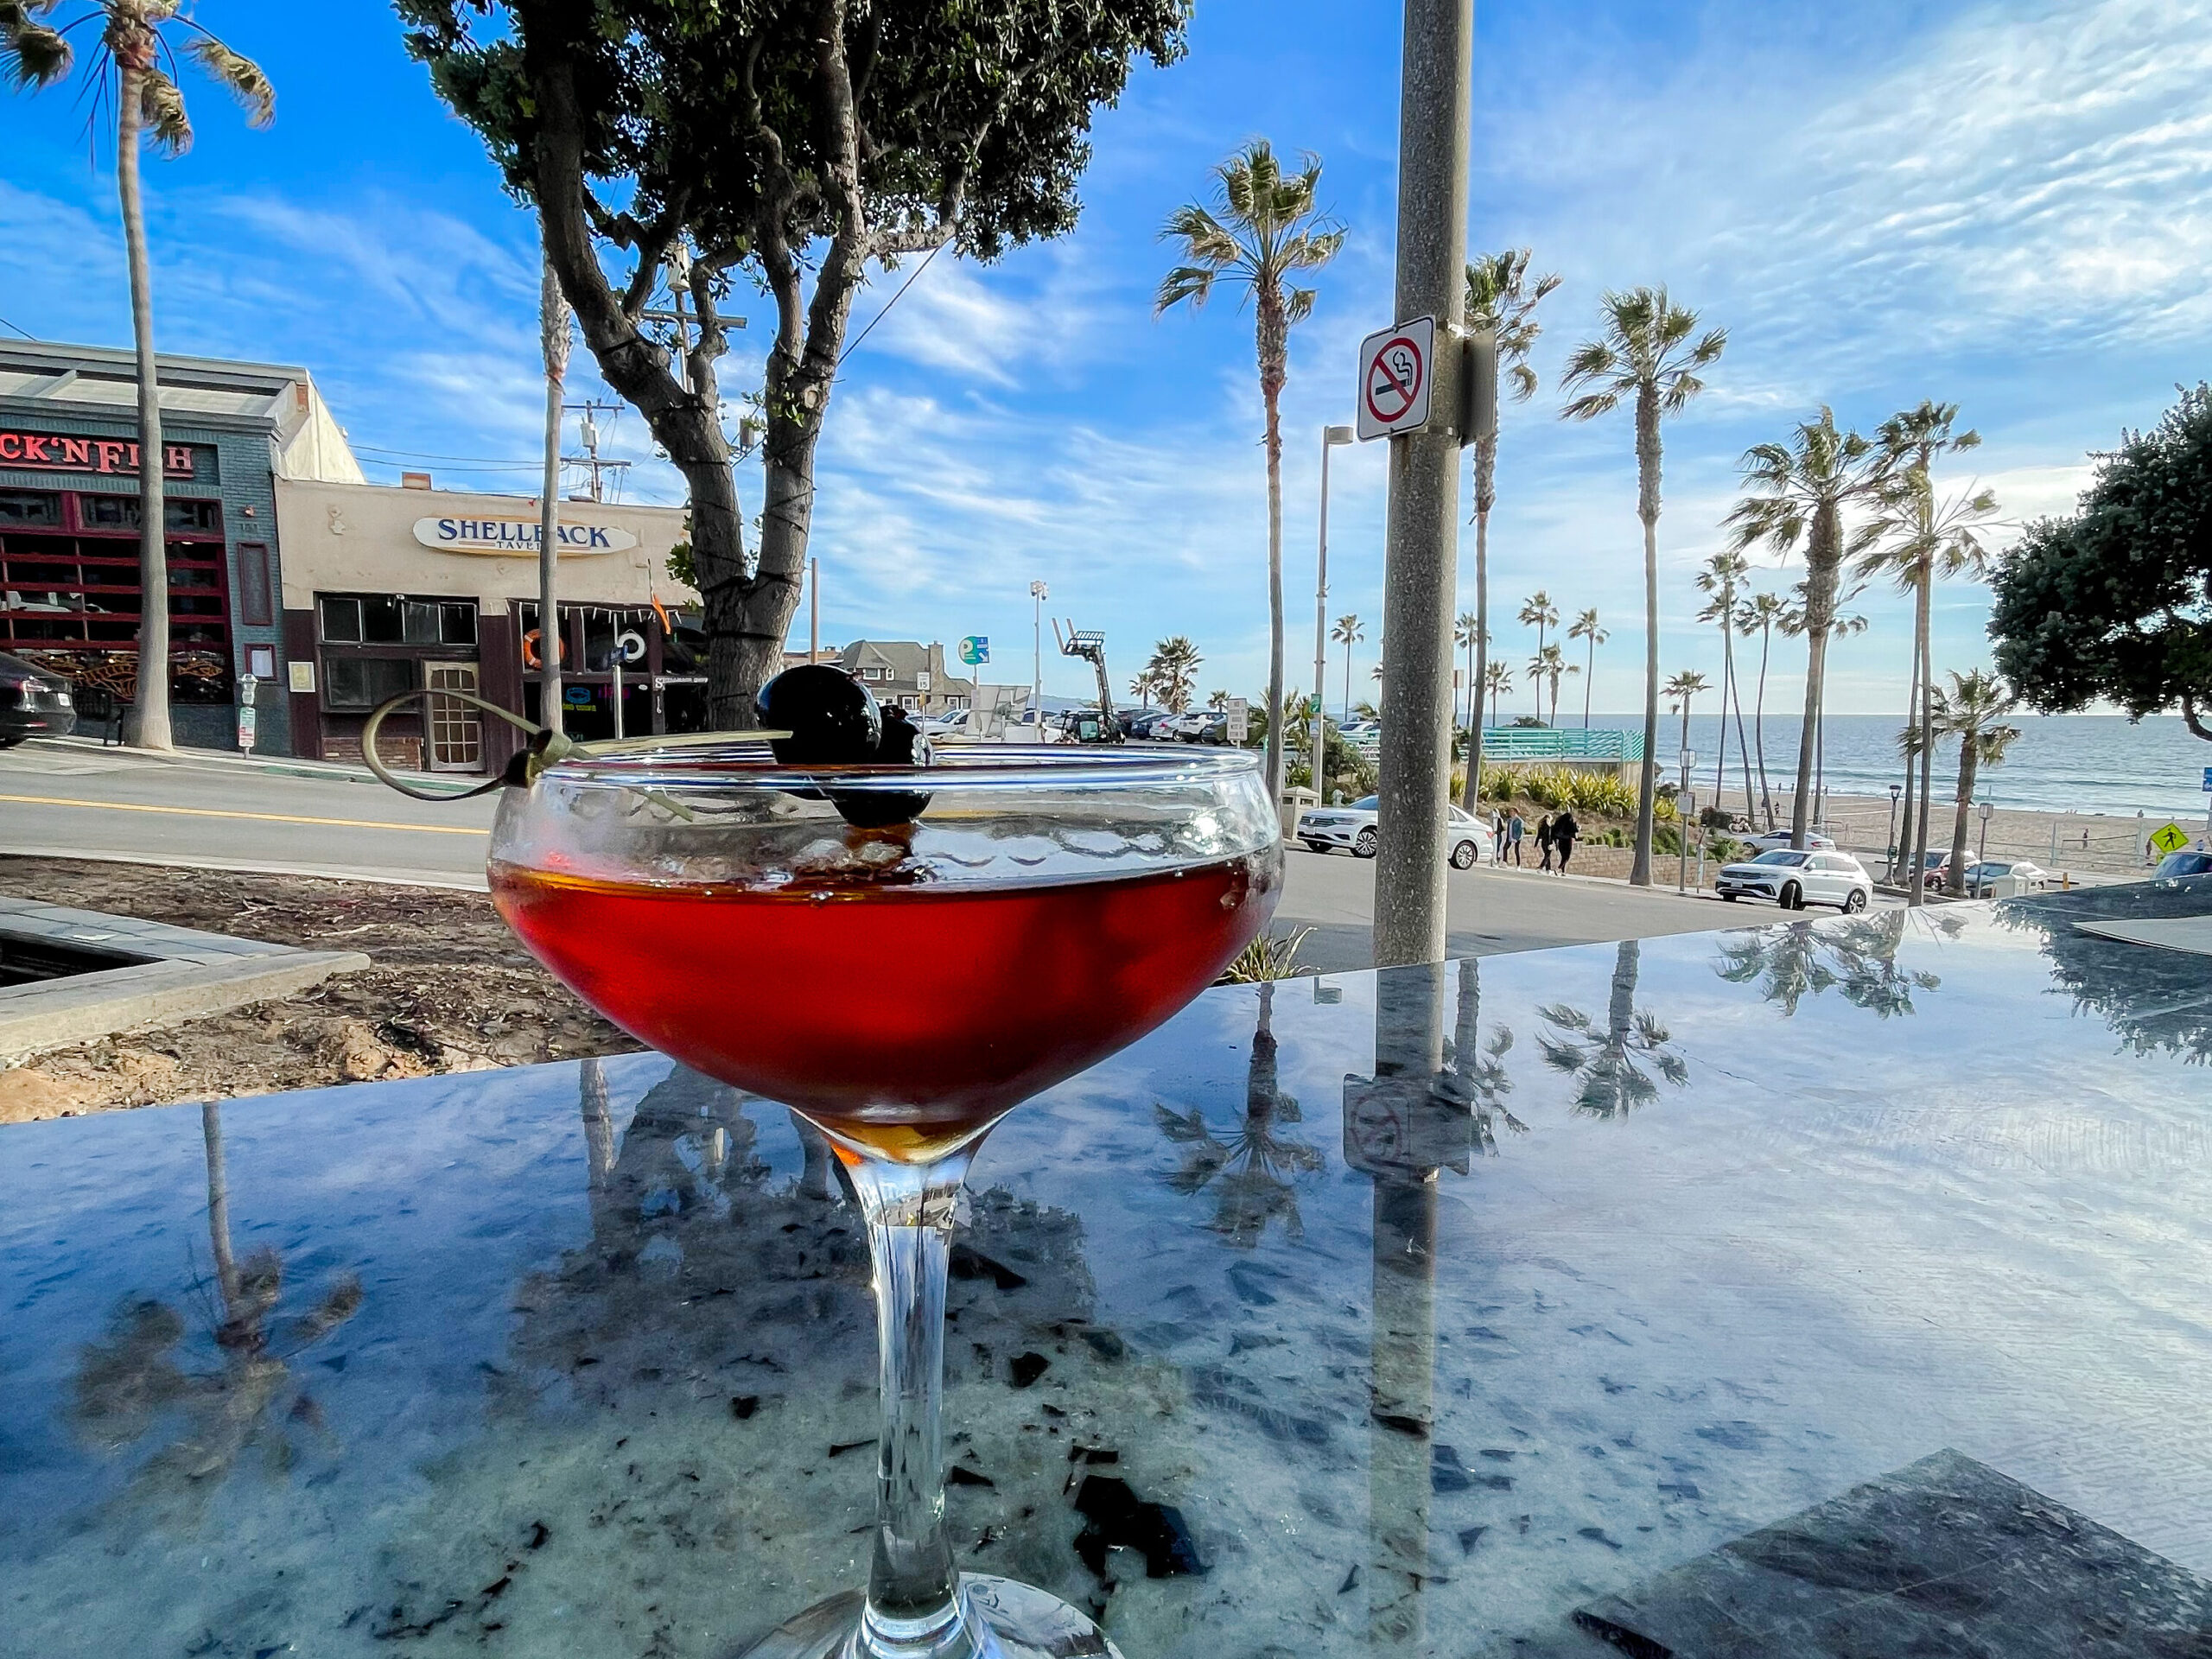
[1694,551,1756,820]
[1859,404,1995,893]
[1567,607,1606,730]
[1158,139,1344,806]
[1528,640,1575,726]
[1330,612,1364,722]
[1141,633,1202,712]
[1928,669,2019,893]
[1990,383,2212,744]
[1483,659,1511,714]
[1662,669,1707,794]
[1560,287,1726,885]
[397,0,1187,728]
[1726,409,1886,847]
[1463,249,1560,810]
[1453,609,1482,734]
[1777,575,1868,818]
[1517,588,1559,655]
[4,0,273,750]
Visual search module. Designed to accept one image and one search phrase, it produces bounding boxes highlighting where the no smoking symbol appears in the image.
[1366,336,1424,424]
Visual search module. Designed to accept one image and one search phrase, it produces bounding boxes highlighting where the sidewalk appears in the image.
[34,734,479,796]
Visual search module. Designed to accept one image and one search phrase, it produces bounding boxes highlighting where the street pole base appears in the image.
[733,1577,1122,1659]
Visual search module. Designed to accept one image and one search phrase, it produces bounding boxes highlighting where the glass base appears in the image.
[734,1577,1122,1659]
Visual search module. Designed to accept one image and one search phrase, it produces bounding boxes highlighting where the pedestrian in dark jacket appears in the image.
[1554,810,1580,874]
[1536,812,1556,872]
[1507,810,1525,865]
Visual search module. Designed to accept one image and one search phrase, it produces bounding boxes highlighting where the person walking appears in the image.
[1507,809,1526,866]
[1491,808,1506,862]
[1554,809,1580,874]
[1536,812,1556,873]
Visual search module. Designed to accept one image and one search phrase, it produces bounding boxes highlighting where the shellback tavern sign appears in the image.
[412,516,638,556]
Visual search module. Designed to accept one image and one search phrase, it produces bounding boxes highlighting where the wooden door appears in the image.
[425,662,483,772]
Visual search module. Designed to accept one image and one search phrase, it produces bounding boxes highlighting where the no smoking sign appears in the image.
[1356,315,1434,440]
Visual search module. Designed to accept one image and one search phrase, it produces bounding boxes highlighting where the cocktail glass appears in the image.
[488,741,1282,1659]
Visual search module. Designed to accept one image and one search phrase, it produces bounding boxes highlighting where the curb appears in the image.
[25,735,478,796]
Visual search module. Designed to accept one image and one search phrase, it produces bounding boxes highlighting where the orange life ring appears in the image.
[521,628,568,670]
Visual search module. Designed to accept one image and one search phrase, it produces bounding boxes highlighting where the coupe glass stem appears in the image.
[842,1147,985,1659]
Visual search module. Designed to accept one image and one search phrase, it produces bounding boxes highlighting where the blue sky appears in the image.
[4,0,2206,715]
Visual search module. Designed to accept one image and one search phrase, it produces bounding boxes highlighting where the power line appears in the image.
[0,315,35,340]
[838,241,946,368]
[356,442,543,466]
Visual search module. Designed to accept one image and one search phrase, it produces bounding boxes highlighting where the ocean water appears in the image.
[1577,712,2212,820]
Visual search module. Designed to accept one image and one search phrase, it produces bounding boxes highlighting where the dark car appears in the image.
[2154,849,2212,880]
[0,651,76,747]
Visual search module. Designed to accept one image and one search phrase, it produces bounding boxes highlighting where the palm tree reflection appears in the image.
[1156,982,1325,1245]
[68,1103,362,1520]
[1713,911,1947,1018]
[1538,939,1690,1118]
[1442,955,1524,1154]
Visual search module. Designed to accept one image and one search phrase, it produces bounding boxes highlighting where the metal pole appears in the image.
[1030,580,1047,733]
[611,652,624,741]
[1311,429,1352,806]
[810,557,820,661]
[1373,0,1472,969]
[538,247,570,735]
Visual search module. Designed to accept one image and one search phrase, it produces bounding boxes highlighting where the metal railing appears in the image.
[1474,727,1644,761]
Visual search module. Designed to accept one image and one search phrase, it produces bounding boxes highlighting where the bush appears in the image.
[1473,764,1637,817]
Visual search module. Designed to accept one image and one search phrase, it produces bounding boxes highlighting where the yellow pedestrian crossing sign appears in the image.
[2148,822,2191,856]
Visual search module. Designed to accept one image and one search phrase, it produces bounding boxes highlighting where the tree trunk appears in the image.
[1753,622,1774,828]
[1582,637,1594,728]
[116,56,172,751]
[1463,447,1490,814]
[1789,508,1839,848]
[1726,621,1755,822]
[537,248,570,734]
[1897,568,1924,894]
[1948,734,1978,894]
[1630,392,1662,887]
[1912,605,1936,904]
[1258,297,1288,814]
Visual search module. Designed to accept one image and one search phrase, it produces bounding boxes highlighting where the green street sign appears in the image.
[957,636,988,666]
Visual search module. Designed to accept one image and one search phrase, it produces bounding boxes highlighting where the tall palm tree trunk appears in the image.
[1582,636,1595,728]
[1630,397,1662,887]
[1752,621,1775,827]
[1914,630,1936,900]
[1727,639,1755,823]
[1948,736,1980,894]
[1791,629,1828,847]
[117,49,172,751]
[1897,571,1925,891]
[1261,372,1287,813]
[1343,641,1353,726]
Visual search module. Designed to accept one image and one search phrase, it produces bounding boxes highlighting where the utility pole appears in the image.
[810,558,820,661]
[538,247,570,735]
[1373,0,1472,969]
[563,401,632,503]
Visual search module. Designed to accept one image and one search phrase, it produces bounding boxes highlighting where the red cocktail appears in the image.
[488,736,1281,1659]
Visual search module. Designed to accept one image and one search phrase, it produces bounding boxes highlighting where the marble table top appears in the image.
[4,881,2211,1658]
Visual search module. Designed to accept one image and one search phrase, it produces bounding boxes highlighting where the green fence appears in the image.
[1474,727,1643,761]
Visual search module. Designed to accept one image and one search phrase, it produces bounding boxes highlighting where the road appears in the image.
[0,739,1797,963]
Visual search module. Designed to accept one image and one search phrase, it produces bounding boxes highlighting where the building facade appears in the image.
[0,339,360,754]
[837,639,976,714]
[274,478,692,773]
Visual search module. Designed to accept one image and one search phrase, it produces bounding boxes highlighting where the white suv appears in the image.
[1715,849,1872,912]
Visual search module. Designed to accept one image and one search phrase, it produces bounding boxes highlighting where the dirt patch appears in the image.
[0,857,636,1122]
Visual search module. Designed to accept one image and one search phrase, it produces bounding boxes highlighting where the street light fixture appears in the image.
[1887,782,1903,880]
[1309,424,1356,809]
[1029,580,1048,730]
[1978,798,1993,866]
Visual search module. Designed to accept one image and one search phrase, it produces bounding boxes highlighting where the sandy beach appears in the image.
[1803,792,2202,880]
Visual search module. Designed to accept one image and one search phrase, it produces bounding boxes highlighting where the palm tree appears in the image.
[1928,670,2020,895]
[1454,610,1482,734]
[1517,589,1560,659]
[1448,957,1525,1155]
[1154,982,1323,1245]
[1159,141,1344,810]
[1529,641,1574,726]
[1142,635,1204,713]
[1736,589,1787,829]
[1779,581,1867,823]
[1693,552,1754,821]
[1663,670,1708,800]
[1861,402,1991,896]
[1484,660,1512,719]
[1725,409,1888,847]
[1128,668,1158,706]
[1560,287,1727,886]
[1538,940,1689,1118]
[1463,250,1561,812]
[1331,612,1363,722]
[1567,607,1606,728]
[4,0,274,750]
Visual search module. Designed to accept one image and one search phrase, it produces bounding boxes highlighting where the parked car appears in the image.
[1294,795,1491,868]
[1154,710,1216,742]
[2154,849,2212,880]
[1715,848,1872,912]
[1120,709,1174,740]
[0,651,75,747]
[1961,858,2049,897]
[1920,852,1955,891]
[918,708,969,737]
[1338,718,1381,746]
[1744,828,1837,854]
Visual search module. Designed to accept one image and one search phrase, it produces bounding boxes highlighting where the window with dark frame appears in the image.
[322,656,417,710]
[237,542,272,626]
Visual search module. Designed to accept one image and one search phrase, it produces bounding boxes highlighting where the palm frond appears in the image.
[185,35,273,128]
[139,68,191,155]
[0,4,72,88]
[1154,265,1217,314]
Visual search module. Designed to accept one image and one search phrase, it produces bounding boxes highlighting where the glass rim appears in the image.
[539,738,1268,793]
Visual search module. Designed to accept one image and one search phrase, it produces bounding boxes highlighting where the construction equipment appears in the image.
[1051,619,1122,744]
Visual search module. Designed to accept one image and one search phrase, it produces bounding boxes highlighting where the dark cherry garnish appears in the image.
[754,664,932,829]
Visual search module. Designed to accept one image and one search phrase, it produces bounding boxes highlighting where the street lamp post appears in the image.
[1029,580,1048,732]
[1886,782,1903,880]
[1977,798,1993,867]
[1310,425,1356,809]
